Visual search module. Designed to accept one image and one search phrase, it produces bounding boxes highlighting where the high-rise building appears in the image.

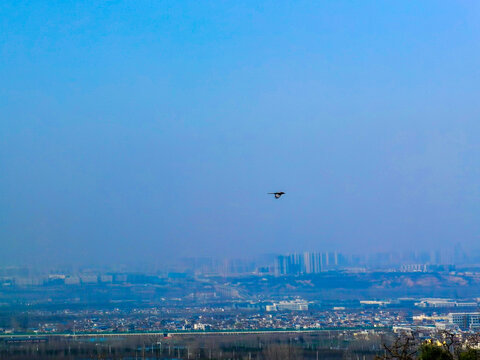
[454,243,467,264]
[275,251,342,275]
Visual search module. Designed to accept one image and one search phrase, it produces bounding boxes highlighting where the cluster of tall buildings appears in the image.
[273,247,468,275]
[275,252,343,275]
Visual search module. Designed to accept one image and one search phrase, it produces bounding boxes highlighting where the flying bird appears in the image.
[268,192,285,199]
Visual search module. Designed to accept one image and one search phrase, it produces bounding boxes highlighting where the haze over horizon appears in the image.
[1,1,480,267]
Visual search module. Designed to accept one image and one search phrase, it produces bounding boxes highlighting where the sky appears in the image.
[1,1,480,266]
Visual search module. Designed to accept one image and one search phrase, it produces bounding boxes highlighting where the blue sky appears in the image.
[1,1,480,266]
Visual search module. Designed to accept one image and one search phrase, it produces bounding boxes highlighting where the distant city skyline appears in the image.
[0,244,477,274]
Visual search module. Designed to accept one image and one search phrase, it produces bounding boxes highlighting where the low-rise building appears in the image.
[448,312,480,330]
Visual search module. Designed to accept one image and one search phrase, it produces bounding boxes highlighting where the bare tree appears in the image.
[436,330,461,358]
[261,343,302,360]
[375,331,419,360]
[463,332,480,352]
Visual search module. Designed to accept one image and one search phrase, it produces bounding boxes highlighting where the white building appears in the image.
[267,300,308,311]
[448,312,480,330]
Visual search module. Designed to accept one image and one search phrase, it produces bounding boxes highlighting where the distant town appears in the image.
[2,247,480,337]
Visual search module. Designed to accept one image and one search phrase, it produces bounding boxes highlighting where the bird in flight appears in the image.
[268,192,285,199]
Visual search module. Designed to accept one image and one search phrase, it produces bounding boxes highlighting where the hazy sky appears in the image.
[1,1,480,266]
